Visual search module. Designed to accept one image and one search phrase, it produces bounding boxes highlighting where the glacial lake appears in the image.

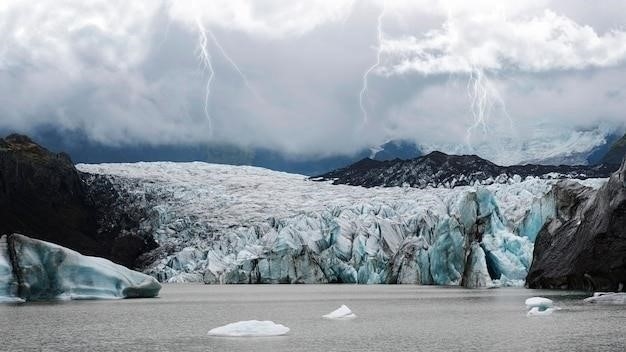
[1,285,625,352]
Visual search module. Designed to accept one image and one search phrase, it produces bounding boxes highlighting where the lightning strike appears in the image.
[195,17,215,134]
[359,3,386,126]
[205,28,265,103]
[464,67,514,147]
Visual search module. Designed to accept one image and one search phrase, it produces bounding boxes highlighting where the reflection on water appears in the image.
[1,285,625,352]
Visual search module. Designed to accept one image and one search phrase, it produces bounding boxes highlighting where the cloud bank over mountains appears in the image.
[0,0,625,164]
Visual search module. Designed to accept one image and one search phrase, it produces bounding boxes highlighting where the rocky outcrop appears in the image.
[527,157,626,291]
[0,134,156,268]
[601,133,626,167]
[315,151,615,188]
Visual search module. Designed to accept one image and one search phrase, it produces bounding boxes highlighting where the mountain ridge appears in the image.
[314,151,617,188]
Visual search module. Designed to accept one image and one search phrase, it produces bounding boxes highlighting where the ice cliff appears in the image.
[0,234,161,302]
[77,162,607,287]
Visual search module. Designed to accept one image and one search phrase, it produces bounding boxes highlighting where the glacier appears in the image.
[77,162,607,288]
[0,234,161,302]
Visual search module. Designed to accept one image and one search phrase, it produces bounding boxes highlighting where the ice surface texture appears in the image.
[323,305,357,320]
[207,320,290,337]
[78,162,605,287]
[0,234,161,302]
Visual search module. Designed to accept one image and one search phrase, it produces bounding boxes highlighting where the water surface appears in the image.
[1,285,625,351]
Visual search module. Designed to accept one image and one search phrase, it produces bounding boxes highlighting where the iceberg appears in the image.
[525,297,554,309]
[322,305,357,320]
[0,234,161,302]
[207,320,290,337]
[583,292,626,304]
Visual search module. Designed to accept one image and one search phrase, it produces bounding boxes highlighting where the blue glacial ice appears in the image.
[77,162,606,287]
[0,234,161,302]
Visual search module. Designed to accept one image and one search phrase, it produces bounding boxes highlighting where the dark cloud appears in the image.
[0,0,624,163]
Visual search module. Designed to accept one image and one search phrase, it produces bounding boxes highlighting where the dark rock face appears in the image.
[315,151,615,188]
[0,134,156,268]
[601,133,626,166]
[527,157,626,291]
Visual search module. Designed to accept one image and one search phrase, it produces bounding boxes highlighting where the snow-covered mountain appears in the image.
[419,125,623,166]
[77,162,606,287]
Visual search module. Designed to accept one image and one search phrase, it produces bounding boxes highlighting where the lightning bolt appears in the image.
[194,13,264,136]
[464,67,514,146]
[204,28,265,103]
[195,17,215,134]
[359,3,386,127]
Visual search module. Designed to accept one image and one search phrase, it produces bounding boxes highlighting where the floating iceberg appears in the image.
[525,297,554,309]
[583,292,626,304]
[207,320,290,337]
[322,305,357,320]
[525,297,557,317]
[0,234,161,302]
[527,307,555,317]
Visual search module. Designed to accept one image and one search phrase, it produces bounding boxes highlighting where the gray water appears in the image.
[1,285,625,352]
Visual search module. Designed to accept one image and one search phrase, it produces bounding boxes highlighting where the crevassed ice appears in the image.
[77,162,606,287]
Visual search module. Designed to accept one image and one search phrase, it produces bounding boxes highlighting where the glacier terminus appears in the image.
[77,162,606,287]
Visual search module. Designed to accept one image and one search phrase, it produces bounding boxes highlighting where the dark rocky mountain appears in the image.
[527,156,626,291]
[0,134,156,268]
[601,133,626,166]
[314,151,617,188]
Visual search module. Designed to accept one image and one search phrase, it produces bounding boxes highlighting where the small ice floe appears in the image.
[322,305,357,320]
[207,320,290,337]
[583,292,626,304]
[0,297,25,304]
[525,297,557,317]
[525,297,553,310]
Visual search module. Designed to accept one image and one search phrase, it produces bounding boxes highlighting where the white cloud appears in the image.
[167,0,356,39]
[379,8,626,75]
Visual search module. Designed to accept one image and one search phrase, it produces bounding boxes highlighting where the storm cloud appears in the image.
[0,0,625,164]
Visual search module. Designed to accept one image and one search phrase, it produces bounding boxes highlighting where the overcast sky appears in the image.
[1,0,625,164]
